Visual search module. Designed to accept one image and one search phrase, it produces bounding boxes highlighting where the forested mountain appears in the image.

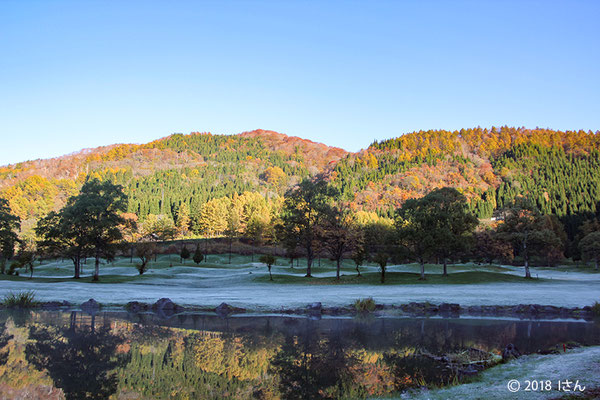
[1,127,599,238]
[333,127,600,221]
[0,130,347,224]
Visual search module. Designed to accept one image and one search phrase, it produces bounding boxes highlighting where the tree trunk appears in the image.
[524,257,531,278]
[306,258,312,277]
[381,266,385,283]
[443,257,448,277]
[336,258,341,280]
[305,247,313,277]
[419,259,425,280]
[523,240,531,278]
[595,257,598,271]
[356,265,361,277]
[269,266,273,281]
[93,255,100,281]
[73,257,80,279]
[229,239,232,264]
[130,245,134,263]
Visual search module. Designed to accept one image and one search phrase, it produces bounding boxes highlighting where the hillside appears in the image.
[332,127,600,224]
[1,126,600,238]
[0,130,347,223]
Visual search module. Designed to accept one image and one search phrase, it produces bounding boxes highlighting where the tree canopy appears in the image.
[0,198,20,260]
[278,178,338,277]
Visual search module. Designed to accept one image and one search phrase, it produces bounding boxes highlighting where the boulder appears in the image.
[529,304,541,314]
[216,302,234,316]
[153,298,178,312]
[426,304,439,313]
[439,303,460,314]
[538,305,560,314]
[401,302,428,314]
[215,302,246,316]
[80,299,100,314]
[307,302,322,312]
[480,305,499,314]
[467,305,483,314]
[513,304,540,315]
[41,301,63,310]
[125,301,149,313]
[323,306,352,315]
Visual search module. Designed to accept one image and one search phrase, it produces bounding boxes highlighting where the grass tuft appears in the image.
[2,290,38,308]
[354,297,376,312]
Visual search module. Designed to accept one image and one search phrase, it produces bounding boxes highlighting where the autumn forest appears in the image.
[1,127,599,260]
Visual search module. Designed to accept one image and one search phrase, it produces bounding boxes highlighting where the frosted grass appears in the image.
[1,256,597,309]
[399,346,600,400]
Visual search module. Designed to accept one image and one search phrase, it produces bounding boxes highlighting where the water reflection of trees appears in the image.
[0,324,12,366]
[267,317,600,399]
[269,324,464,399]
[1,311,596,400]
[25,313,125,400]
[271,331,364,400]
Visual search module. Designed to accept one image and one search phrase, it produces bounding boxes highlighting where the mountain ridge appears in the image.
[2,127,600,238]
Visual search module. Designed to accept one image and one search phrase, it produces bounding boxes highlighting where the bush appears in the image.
[259,254,276,267]
[180,247,190,263]
[259,254,276,281]
[193,248,204,264]
[2,290,38,308]
[354,297,376,313]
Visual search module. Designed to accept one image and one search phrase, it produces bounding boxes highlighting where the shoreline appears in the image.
[3,298,596,321]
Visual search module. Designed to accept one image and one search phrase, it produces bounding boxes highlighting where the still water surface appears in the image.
[0,310,598,399]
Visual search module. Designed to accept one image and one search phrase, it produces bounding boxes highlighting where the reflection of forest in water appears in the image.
[0,311,598,400]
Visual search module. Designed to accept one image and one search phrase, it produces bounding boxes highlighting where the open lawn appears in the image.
[252,270,545,285]
[0,254,597,309]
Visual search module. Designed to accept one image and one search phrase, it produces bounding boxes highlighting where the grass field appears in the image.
[252,270,545,285]
[0,253,596,285]
[0,253,597,309]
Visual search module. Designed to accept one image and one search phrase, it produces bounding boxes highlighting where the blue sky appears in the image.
[1,1,599,164]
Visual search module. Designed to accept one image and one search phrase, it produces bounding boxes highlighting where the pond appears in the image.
[0,310,598,399]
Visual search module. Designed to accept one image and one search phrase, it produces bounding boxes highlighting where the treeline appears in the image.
[274,178,600,281]
[369,126,600,157]
[1,174,600,281]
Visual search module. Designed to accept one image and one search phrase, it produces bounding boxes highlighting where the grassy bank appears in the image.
[252,270,546,285]
[0,254,590,286]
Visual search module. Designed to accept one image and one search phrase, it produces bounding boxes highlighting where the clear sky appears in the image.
[1,1,599,164]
